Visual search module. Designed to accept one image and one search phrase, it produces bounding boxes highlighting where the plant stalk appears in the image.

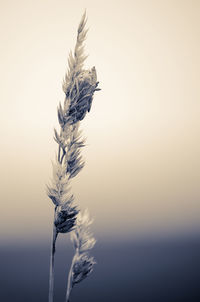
[48,208,58,302]
[66,262,73,302]
[65,253,77,302]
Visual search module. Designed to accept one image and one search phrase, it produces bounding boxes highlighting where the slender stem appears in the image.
[48,208,58,302]
[65,253,76,302]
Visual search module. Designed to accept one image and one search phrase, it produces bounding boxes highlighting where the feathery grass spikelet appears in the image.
[62,11,100,126]
[47,159,79,233]
[47,11,99,302]
[71,209,96,253]
[72,253,96,285]
[66,210,96,301]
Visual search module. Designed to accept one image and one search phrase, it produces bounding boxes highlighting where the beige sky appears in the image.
[0,0,200,242]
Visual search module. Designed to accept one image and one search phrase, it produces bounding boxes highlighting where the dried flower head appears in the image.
[47,11,99,302]
[54,202,79,234]
[61,11,100,126]
[62,11,88,93]
[47,159,79,233]
[71,209,96,253]
[66,67,100,124]
[66,209,96,301]
[47,160,70,206]
[72,253,96,285]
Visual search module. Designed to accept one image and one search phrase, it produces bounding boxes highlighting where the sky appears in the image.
[0,0,200,243]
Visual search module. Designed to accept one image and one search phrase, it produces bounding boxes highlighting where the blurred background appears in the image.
[0,0,200,301]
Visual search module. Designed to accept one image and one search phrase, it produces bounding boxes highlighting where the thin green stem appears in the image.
[48,208,58,302]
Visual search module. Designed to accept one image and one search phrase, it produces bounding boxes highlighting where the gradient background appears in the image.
[0,0,200,301]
